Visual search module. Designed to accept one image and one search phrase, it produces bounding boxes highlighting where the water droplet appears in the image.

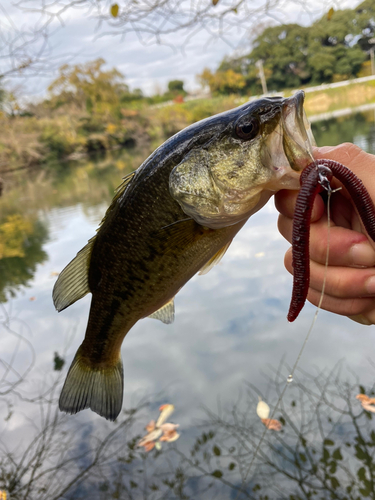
[287,374,293,383]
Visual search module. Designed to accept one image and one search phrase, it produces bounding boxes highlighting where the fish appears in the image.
[53,90,315,421]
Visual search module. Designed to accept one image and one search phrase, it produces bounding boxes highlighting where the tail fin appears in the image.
[59,347,124,421]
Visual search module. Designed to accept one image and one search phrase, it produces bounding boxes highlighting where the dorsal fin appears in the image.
[199,239,232,275]
[98,170,136,229]
[148,298,175,324]
[53,237,95,312]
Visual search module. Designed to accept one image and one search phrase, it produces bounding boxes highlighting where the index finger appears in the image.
[274,189,325,222]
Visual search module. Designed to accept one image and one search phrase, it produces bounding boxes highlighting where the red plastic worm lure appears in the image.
[287,159,375,322]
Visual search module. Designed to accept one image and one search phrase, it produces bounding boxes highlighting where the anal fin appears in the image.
[148,298,175,324]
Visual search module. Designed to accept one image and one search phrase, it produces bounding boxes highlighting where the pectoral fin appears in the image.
[148,298,175,324]
[199,239,232,275]
[53,237,95,312]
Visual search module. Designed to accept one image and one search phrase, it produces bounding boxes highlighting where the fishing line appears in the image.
[236,181,335,497]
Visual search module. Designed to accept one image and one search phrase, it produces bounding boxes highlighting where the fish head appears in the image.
[169,90,315,229]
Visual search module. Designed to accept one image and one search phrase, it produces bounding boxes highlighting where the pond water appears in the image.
[1,110,375,499]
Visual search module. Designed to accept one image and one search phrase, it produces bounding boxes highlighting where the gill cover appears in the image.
[169,91,315,229]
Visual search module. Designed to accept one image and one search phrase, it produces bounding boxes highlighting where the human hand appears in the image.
[275,143,375,325]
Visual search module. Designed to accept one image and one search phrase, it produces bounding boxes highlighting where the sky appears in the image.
[1,0,364,99]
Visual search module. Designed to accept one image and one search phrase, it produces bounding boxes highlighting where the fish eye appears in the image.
[234,117,260,141]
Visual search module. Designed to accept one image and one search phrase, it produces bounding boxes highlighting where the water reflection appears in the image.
[312,110,375,152]
[0,216,48,302]
[1,113,375,498]
[1,348,374,499]
[0,152,140,303]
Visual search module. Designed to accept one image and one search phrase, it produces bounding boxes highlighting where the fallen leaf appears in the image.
[362,403,375,413]
[138,404,179,451]
[156,404,174,426]
[256,399,270,419]
[29,296,36,301]
[356,394,375,405]
[137,428,162,447]
[261,418,282,431]
[159,422,179,432]
[145,420,155,433]
[144,441,155,452]
[160,430,180,442]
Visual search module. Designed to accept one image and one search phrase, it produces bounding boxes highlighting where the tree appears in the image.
[16,0,335,51]
[47,58,128,115]
[0,3,57,79]
[167,80,185,93]
[198,67,246,95]
[210,1,375,93]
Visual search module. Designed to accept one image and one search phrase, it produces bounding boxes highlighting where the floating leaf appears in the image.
[156,404,175,426]
[256,399,270,419]
[145,420,155,433]
[261,418,282,431]
[110,3,119,17]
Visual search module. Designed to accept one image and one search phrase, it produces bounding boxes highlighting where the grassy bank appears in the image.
[1,79,375,173]
[302,79,375,116]
[0,95,242,173]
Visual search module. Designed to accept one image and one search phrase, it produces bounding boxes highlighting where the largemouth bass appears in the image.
[53,90,315,420]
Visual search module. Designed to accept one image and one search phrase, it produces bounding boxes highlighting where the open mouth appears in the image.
[282,90,316,171]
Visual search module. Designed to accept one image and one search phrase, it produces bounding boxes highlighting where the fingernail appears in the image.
[351,243,375,266]
[366,276,375,295]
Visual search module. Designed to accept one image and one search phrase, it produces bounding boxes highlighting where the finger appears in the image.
[284,247,375,298]
[314,144,375,194]
[306,287,375,324]
[280,210,375,267]
[274,189,324,222]
[305,218,375,267]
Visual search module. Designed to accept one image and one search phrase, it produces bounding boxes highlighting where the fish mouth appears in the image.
[261,90,316,192]
[282,90,316,172]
